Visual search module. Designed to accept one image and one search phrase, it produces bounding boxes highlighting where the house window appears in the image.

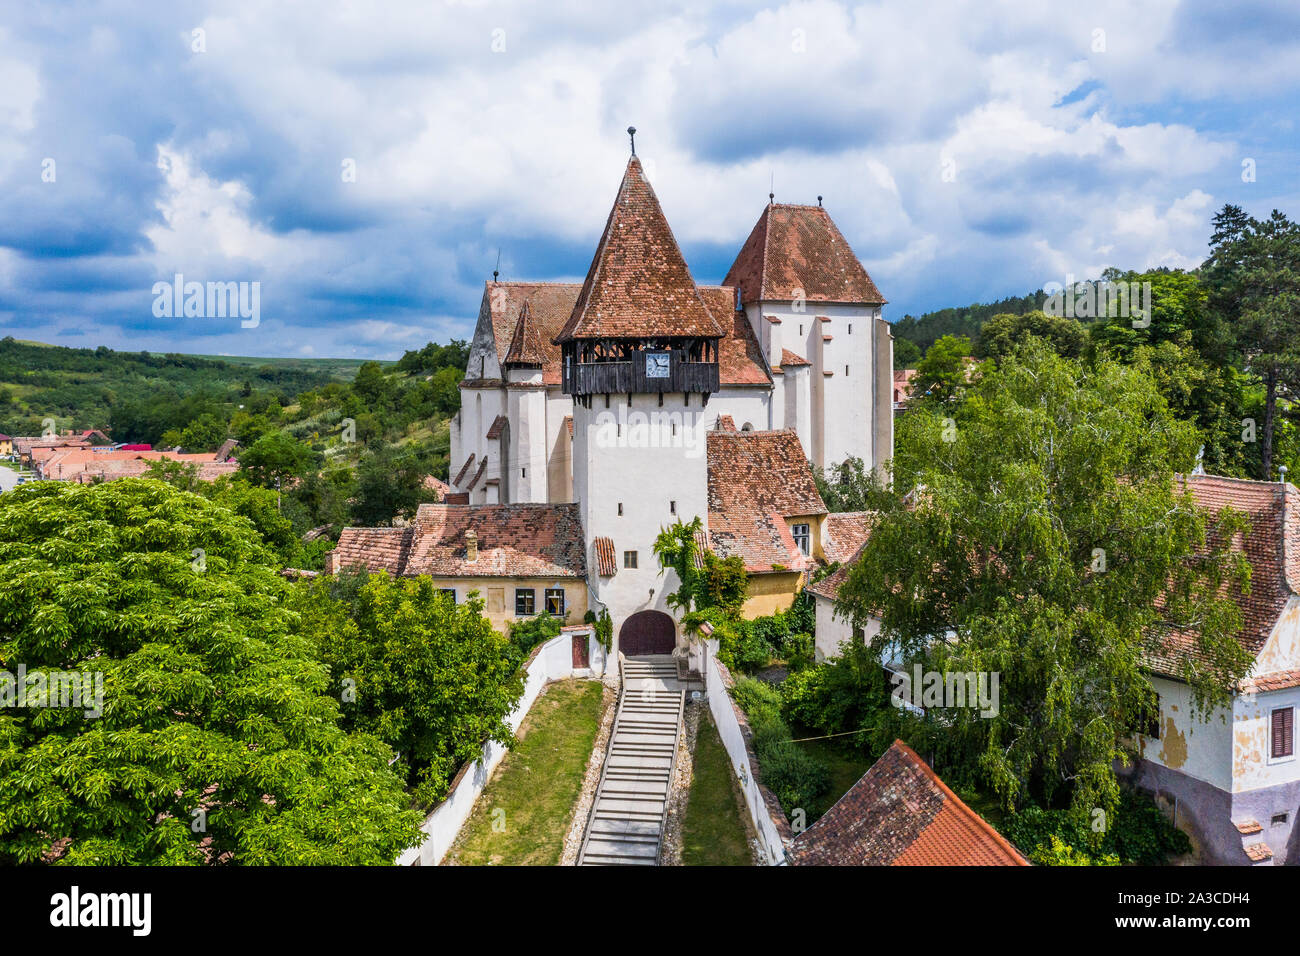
[792,523,810,556]
[514,588,536,616]
[521,467,526,477]
[439,588,457,604]
[845,365,850,376]
[545,588,565,615]
[848,324,853,334]
[624,550,638,569]
[670,500,676,514]
[798,324,803,336]
[1273,812,1289,826]
[1272,707,1294,759]
[618,502,623,516]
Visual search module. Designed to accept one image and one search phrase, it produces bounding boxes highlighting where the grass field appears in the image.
[681,712,754,866]
[446,679,604,866]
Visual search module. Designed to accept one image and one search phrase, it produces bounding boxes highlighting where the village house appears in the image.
[327,503,589,635]
[1130,473,1300,866]
[809,472,1300,866]
[329,147,894,656]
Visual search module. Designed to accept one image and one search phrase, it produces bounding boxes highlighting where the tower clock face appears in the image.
[645,351,670,378]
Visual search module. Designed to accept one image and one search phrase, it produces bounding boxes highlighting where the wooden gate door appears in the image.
[619,610,676,656]
[572,633,590,669]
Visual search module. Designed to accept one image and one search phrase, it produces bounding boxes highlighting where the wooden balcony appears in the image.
[562,350,719,397]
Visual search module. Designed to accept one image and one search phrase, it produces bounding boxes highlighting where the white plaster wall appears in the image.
[573,393,710,646]
[784,366,812,458]
[744,300,883,469]
[1139,676,1235,793]
[813,593,881,662]
[544,388,574,503]
[1232,684,1300,792]
[704,639,788,865]
[395,628,607,866]
[505,370,547,504]
[707,387,773,433]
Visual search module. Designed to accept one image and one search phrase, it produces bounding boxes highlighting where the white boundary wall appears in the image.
[397,626,608,866]
[703,639,791,865]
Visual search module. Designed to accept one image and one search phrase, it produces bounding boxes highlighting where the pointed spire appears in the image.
[554,156,722,342]
[504,301,546,367]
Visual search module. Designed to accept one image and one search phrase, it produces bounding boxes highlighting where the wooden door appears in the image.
[572,634,590,669]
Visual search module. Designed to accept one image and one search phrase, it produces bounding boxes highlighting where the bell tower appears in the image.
[555,145,723,652]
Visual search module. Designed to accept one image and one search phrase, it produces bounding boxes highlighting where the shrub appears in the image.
[999,791,1191,866]
[732,676,782,714]
[784,632,815,672]
[759,743,832,814]
[508,612,564,656]
[779,641,891,736]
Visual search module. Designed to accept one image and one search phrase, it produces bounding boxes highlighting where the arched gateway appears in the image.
[618,610,676,656]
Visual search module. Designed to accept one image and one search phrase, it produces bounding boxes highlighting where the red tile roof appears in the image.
[1149,474,1300,676]
[779,348,811,368]
[453,454,476,486]
[724,203,886,306]
[423,475,452,501]
[485,415,509,440]
[822,511,875,563]
[503,301,547,367]
[714,414,737,432]
[699,286,772,386]
[706,429,826,573]
[788,740,1028,866]
[329,504,586,578]
[555,156,723,342]
[593,536,617,577]
[466,456,489,491]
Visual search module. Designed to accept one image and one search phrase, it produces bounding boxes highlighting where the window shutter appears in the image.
[1272,708,1294,758]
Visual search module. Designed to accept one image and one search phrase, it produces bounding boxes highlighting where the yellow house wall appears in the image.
[742,570,804,618]
[421,575,588,635]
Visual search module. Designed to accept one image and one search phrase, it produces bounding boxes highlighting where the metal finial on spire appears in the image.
[817,195,823,207]
[627,126,637,156]
[769,172,774,204]
[493,248,501,283]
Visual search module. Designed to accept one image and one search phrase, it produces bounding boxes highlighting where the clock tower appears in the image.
[555,152,723,655]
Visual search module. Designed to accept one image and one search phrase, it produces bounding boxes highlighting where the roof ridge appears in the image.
[889,740,1028,864]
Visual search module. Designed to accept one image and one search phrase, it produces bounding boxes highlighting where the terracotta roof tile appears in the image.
[330,504,586,578]
[822,511,875,564]
[780,349,811,368]
[486,415,509,440]
[472,282,766,388]
[466,456,489,491]
[1148,474,1300,675]
[453,454,476,486]
[706,429,826,573]
[806,552,858,602]
[503,301,548,367]
[594,536,617,576]
[724,203,886,306]
[555,157,723,342]
[788,740,1027,866]
[714,415,737,432]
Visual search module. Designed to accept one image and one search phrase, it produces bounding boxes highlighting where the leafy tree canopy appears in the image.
[837,343,1252,817]
[0,479,421,864]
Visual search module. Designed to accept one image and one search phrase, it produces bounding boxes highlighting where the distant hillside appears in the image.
[891,291,1049,356]
[0,337,363,440]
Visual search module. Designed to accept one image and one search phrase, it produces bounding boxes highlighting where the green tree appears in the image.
[812,456,895,512]
[0,480,420,864]
[352,443,438,526]
[293,574,525,809]
[893,338,922,369]
[911,334,975,407]
[238,430,313,489]
[1203,206,1300,478]
[836,343,1252,819]
[178,412,228,452]
[978,310,1087,363]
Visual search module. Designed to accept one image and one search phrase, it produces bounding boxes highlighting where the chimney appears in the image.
[465,529,478,562]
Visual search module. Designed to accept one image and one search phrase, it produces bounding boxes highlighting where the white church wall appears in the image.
[544,388,574,503]
[708,387,772,433]
[573,393,711,646]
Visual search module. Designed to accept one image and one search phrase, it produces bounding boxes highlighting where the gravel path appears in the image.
[559,682,618,866]
[658,702,702,866]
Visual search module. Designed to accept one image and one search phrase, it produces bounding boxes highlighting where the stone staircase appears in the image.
[577,657,686,866]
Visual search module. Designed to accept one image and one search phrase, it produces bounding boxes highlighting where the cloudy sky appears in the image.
[0,0,1296,359]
